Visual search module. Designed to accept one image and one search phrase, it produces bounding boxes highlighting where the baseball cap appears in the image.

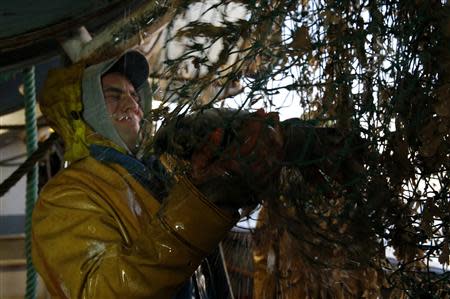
[102,51,150,90]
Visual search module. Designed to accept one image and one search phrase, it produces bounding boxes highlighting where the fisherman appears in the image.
[32,50,284,299]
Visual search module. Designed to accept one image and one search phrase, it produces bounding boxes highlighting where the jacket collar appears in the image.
[90,144,169,201]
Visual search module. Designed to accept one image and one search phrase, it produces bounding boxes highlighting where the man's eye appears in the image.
[106,95,121,101]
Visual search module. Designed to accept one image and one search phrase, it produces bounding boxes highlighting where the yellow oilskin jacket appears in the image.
[32,63,237,298]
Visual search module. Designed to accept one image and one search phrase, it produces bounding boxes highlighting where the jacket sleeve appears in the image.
[32,172,238,299]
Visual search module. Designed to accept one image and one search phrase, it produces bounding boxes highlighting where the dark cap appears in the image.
[103,50,149,90]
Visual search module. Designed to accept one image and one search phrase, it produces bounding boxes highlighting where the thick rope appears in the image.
[23,66,38,299]
[0,69,18,83]
[0,133,58,197]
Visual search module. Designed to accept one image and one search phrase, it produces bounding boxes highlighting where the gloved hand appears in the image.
[189,109,284,208]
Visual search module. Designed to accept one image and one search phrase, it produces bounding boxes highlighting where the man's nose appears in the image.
[122,93,140,111]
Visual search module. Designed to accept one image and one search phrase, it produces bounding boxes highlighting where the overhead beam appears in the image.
[71,1,176,63]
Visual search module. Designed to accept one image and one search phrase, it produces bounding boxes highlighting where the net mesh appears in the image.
[141,0,450,297]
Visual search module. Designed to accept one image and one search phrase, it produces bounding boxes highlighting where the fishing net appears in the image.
[134,0,450,298]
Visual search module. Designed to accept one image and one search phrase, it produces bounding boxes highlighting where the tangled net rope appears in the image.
[139,0,449,297]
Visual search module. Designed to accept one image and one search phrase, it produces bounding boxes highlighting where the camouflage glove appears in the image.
[153,108,284,209]
[189,109,284,208]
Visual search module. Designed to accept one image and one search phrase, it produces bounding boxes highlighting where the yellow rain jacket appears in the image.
[32,63,237,298]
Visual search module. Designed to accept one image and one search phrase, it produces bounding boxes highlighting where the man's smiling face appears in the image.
[102,72,143,152]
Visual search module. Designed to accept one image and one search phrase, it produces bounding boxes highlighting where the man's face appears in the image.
[102,72,143,151]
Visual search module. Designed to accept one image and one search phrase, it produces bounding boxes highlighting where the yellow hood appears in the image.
[40,62,126,162]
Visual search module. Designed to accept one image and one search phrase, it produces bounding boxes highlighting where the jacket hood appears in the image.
[40,62,126,162]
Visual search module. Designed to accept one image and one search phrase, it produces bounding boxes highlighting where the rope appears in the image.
[23,66,38,299]
[0,67,58,299]
[0,133,58,197]
[0,69,18,83]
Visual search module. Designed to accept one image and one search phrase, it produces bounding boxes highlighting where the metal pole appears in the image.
[219,243,235,299]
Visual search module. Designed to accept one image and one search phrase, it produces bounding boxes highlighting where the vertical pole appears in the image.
[23,66,38,299]
[219,243,235,299]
